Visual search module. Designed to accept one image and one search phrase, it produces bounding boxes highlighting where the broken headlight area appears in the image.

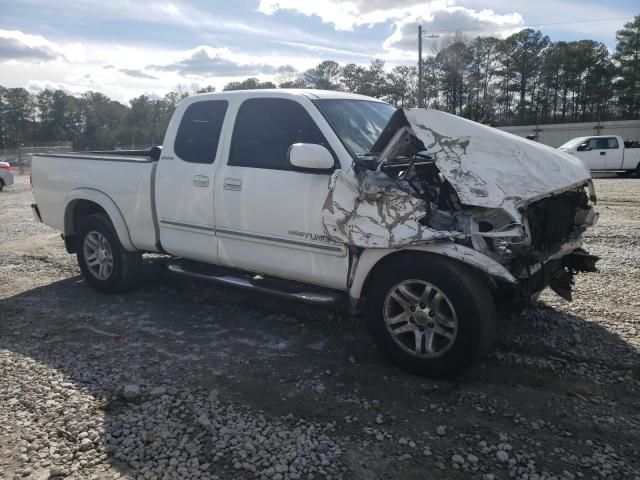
[523,188,595,254]
[359,157,598,302]
[506,186,599,300]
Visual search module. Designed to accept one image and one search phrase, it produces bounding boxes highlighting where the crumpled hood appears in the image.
[372,108,592,211]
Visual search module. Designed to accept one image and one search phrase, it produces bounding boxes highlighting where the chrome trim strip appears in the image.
[215,227,343,253]
[159,221,343,253]
[35,153,154,163]
[160,219,215,232]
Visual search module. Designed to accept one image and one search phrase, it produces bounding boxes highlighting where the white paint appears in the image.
[399,109,592,217]
[322,168,466,248]
[32,92,597,303]
[558,135,640,172]
[349,242,517,301]
[289,143,335,170]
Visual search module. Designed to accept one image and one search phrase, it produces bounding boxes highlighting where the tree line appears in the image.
[1,16,639,150]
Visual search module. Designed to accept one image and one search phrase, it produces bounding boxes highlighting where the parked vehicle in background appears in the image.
[0,162,14,191]
[559,135,640,177]
[31,89,599,379]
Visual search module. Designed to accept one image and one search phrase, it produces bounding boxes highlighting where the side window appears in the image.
[587,138,607,150]
[606,137,619,149]
[174,100,228,164]
[229,98,329,170]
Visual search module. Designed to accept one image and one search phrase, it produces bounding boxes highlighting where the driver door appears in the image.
[583,138,607,169]
[213,97,348,289]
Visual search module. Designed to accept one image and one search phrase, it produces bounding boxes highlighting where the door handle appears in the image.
[224,178,242,191]
[600,152,606,155]
[193,175,209,187]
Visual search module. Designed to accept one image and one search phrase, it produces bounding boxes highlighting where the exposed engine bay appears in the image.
[322,108,600,301]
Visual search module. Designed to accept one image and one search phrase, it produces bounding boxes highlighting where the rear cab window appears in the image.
[228,97,333,171]
[174,100,228,164]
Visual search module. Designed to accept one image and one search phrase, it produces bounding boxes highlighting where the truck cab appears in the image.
[155,91,373,289]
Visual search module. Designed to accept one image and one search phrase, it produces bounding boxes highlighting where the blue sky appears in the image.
[1,0,638,102]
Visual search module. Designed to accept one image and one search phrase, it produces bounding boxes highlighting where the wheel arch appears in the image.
[349,243,517,303]
[64,189,136,253]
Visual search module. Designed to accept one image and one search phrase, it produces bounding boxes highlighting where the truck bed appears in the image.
[623,148,640,170]
[32,152,159,252]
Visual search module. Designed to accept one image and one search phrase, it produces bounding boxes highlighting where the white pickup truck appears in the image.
[559,135,640,177]
[32,89,599,378]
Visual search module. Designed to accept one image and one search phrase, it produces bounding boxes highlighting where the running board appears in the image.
[167,260,344,305]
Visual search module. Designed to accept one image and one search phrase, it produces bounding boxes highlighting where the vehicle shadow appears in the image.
[1,257,638,478]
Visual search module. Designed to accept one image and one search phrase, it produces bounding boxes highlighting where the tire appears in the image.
[76,213,142,293]
[365,253,496,379]
[0,179,4,191]
[616,171,633,178]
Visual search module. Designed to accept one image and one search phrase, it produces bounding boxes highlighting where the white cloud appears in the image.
[119,69,159,80]
[0,29,65,62]
[257,0,523,61]
[0,30,327,102]
[148,47,280,77]
[382,6,523,60]
[258,0,430,31]
[20,0,350,55]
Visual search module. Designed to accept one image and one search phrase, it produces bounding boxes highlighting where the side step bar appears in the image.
[167,260,344,305]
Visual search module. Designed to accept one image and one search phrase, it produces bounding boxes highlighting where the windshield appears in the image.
[559,137,588,150]
[314,99,396,157]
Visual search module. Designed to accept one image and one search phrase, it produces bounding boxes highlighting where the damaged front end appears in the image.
[322,108,599,304]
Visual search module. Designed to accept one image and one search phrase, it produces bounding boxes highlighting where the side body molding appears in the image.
[349,242,518,300]
[64,188,137,252]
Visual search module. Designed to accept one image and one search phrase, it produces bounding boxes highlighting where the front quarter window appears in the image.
[314,99,396,158]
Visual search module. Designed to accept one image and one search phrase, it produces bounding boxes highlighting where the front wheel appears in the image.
[616,171,634,178]
[76,213,141,293]
[365,253,496,379]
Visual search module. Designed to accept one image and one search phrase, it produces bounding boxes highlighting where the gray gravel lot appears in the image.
[1,174,639,480]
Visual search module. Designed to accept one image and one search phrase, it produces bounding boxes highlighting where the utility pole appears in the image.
[417,26,439,109]
[418,25,423,108]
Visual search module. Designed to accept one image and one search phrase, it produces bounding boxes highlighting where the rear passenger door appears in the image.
[602,137,623,169]
[155,99,228,262]
[213,97,349,290]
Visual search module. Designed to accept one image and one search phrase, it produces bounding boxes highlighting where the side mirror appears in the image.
[149,145,162,161]
[288,143,335,171]
[577,143,589,152]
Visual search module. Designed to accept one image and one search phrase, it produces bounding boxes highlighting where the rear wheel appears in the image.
[76,213,141,292]
[365,253,495,379]
[0,178,4,191]
[616,171,634,178]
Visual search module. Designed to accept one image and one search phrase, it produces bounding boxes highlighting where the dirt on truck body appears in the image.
[322,108,599,304]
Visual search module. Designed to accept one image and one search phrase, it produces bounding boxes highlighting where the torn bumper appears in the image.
[514,248,598,301]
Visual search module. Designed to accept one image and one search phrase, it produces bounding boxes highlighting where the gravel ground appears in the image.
[1,174,639,480]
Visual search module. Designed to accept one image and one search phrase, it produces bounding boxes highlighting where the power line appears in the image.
[421,16,635,35]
